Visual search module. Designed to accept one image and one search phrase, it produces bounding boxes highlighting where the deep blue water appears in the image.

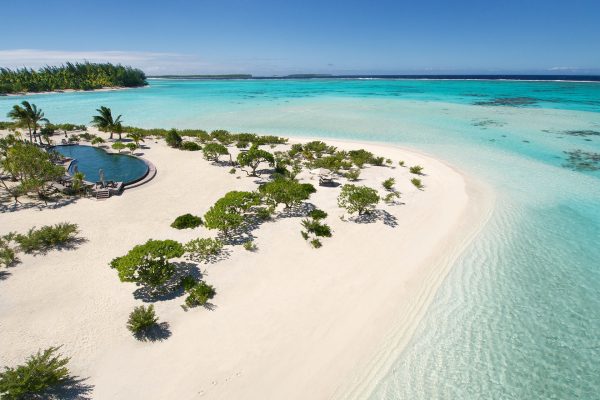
[53,145,148,184]
[2,79,599,399]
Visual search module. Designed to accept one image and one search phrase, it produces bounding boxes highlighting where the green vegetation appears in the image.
[382,177,395,191]
[338,184,380,215]
[344,168,361,181]
[127,305,159,336]
[184,281,216,308]
[14,223,79,254]
[203,191,260,234]
[1,141,64,201]
[411,178,424,190]
[202,142,229,162]
[181,141,201,151]
[7,101,48,143]
[258,178,316,209]
[184,238,223,263]
[243,240,258,252]
[91,136,105,146]
[210,129,234,145]
[384,191,401,204]
[126,132,145,148]
[165,129,183,148]
[126,142,137,153]
[237,144,275,176]
[348,149,374,168]
[0,235,17,268]
[0,62,146,94]
[171,214,203,229]
[409,165,424,175]
[0,346,71,400]
[110,239,184,290]
[91,106,123,140]
[111,141,126,153]
[301,208,332,248]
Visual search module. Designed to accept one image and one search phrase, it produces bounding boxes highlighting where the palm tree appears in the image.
[7,101,48,143]
[127,132,145,148]
[91,106,122,140]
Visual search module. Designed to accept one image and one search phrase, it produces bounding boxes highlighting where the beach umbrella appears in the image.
[99,168,105,187]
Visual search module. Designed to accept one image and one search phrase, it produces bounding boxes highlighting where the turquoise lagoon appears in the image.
[2,79,599,399]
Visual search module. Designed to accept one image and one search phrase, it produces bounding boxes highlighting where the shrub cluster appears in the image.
[301,208,332,248]
[14,223,79,254]
[127,305,159,336]
[0,346,71,400]
[171,213,203,229]
[181,141,202,151]
[337,184,380,215]
[184,238,223,263]
[183,281,217,308]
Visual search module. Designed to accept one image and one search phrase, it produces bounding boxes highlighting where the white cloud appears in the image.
[0,49,217,74]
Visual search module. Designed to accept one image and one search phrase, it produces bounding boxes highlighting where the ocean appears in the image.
[2,78,599,399]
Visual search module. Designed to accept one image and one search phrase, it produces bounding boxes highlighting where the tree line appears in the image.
[0,62,147,94]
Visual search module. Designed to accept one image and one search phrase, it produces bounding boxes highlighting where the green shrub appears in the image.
[411,178,424,190]
[370,156,385,166]
[409,165,424,175]
[337,184,380,215]
[170,213,203,229]
[0,235,17,267]
[184,281,216,308]
[0,346,70,400]
[255,206,273,220]
[301,219,332,238]
[14,223,79,254]
[210,129,233,145]
[344,168,361,181]
[165,129,183,148]
[382,177,395,191]
[398,160,405,167]
[243,241,258,252]
[110,240,184,289]
[229,168,236,174]
[308,209,328,220]
[203,191,260,234]
[202,142,229,162]
[348,149,373,168]
[111,141,125,153]
[181,141,201,151]
[386,158,393,165]
[126,142,137,153]
[384,192,401,204]
[184,238,223,263]
[310,239,322,248]
[127,305,158,336]
[301,231,309,240]
[258,178,316,209]
[180,275,197,291]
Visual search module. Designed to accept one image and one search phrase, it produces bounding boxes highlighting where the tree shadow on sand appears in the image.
[134,322,172,342]
[349,209,398,228]
[0,195,78,214]
[44,376,95,400]
[133,261,203,303]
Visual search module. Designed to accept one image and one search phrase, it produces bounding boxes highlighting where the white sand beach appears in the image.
[0,131,493,399]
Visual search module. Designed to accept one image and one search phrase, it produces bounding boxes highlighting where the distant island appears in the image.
[0,62,147,95]
[150,74,253,79]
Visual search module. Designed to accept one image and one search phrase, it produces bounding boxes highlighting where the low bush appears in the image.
[184,281,216,308]
[171,213,203,229]
[0,235,17,267]
[14,223,79,254]
[229,168,236,174]
[301,219,332,238]
[308,209,328,220]
[370,156,385,166]
[184,238,223,263]
[384,192,401,204]
[344,168,361,181]
[243,241,258,252]
[337,184,380,215]
[0,346,70,400]
[409,165,424,175]
[181,141,202,151]
[310,239,322,248]
[382,177,395,191]
[411,178,424,189]
[165,129,183,148]
[127,305,159,336]
[398,160,405,167]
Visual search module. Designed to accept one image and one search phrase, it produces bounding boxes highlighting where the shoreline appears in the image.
[1,85,146,97]
[0,131,494,399]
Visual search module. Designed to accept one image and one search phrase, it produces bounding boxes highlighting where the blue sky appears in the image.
[0,0,599,75]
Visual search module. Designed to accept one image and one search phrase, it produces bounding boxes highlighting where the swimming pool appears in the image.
[52,145,149,185]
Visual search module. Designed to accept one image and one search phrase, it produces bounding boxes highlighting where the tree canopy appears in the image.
[91,106,123,140]
[203,191,260,234]
[259,178,316,209]
[202,142,229,162]
[237,144,275,176]
[337,184,380,215]
[0,62,147,94]
[6,101,49,143]
[110,239,184,289]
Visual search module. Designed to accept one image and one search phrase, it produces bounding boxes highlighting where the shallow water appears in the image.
[2,79,599,399]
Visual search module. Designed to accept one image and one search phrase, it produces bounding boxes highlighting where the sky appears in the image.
[0,0,599,75]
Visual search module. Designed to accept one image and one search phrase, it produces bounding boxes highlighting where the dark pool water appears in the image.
[53,145,148,184]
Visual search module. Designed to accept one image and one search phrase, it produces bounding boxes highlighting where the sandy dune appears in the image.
[0,132,493,399]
